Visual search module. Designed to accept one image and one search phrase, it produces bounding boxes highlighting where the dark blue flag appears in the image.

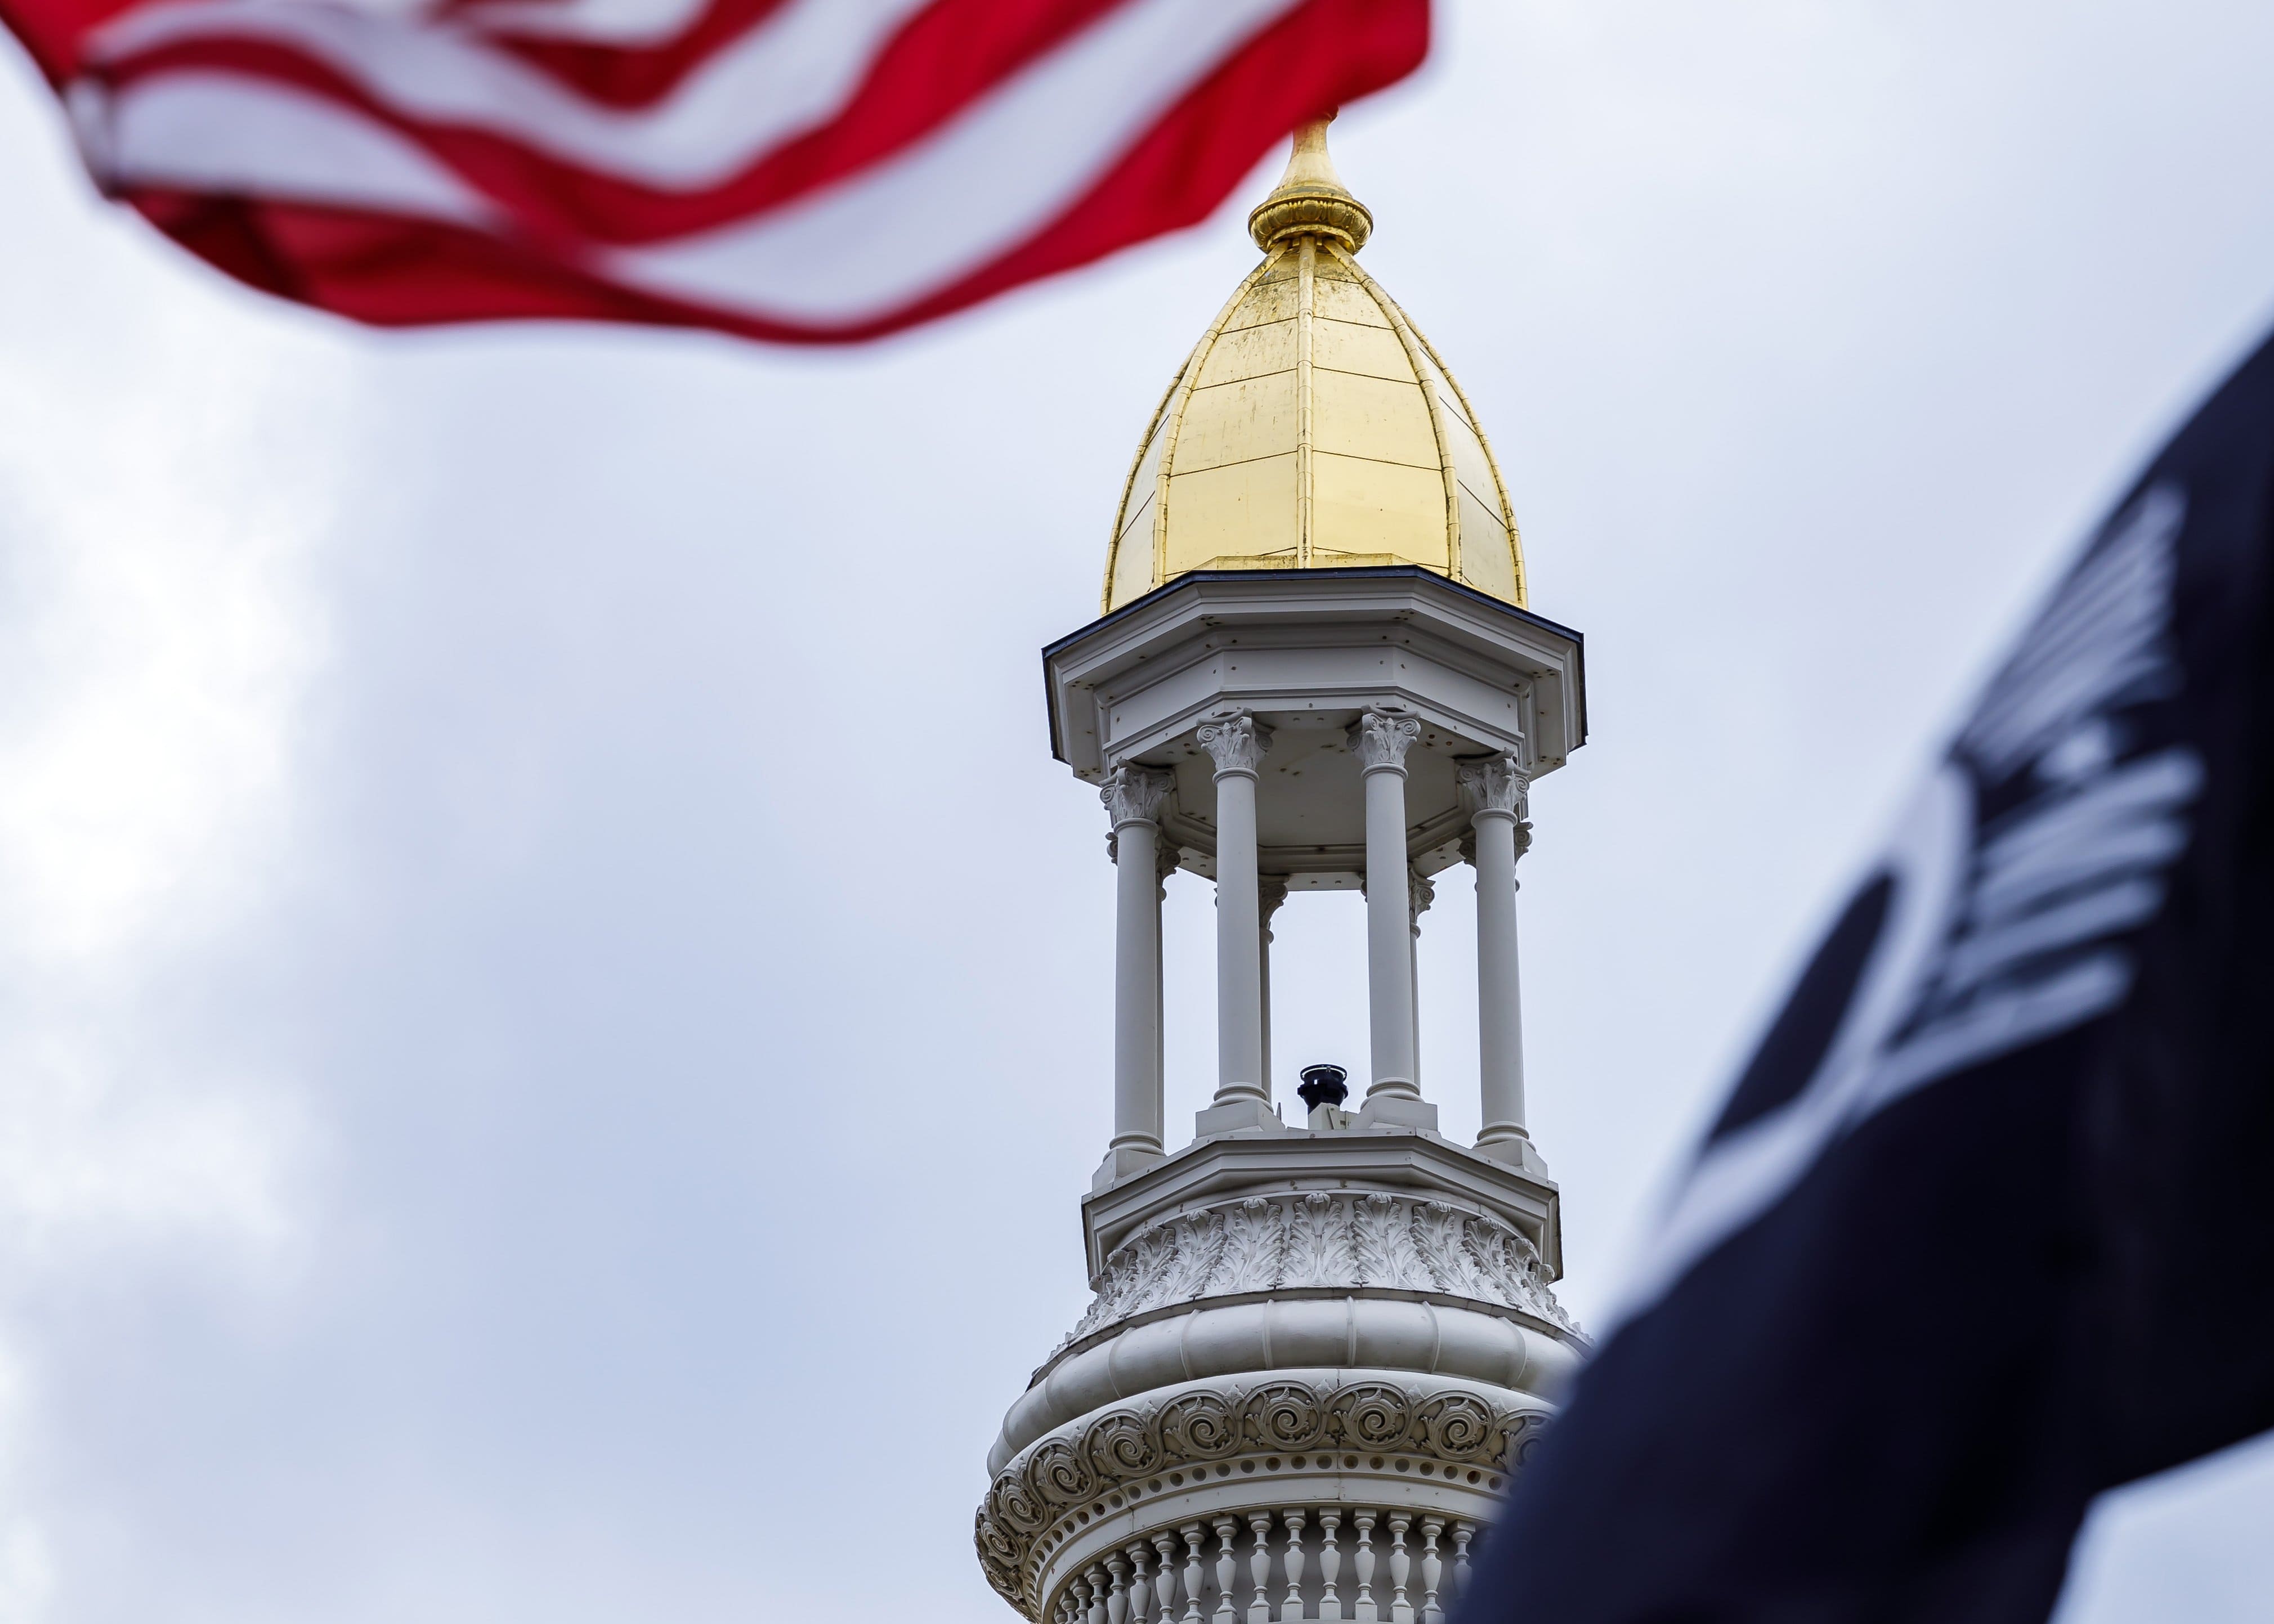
[1461,330,2274,1623]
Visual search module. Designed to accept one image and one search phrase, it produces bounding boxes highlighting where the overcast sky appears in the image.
[2,2,2272,1619]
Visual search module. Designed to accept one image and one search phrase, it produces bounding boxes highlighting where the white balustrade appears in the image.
[1212,1516,1240,1624]
[1054,1508,1486,1624]
[1418,1517,1444,1624]
[1351,1508,1377,1622]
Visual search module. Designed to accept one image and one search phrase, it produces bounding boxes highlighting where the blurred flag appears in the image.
[1,0,1425,342]
[1462,333,2274,1623]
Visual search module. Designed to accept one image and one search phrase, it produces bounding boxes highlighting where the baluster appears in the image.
[1282,1510,1308,1620]
[1385,1513,1412,1624]
[1181,1523,1207,1624]
[1154,1531,1185,1624]
[1109,1553,1133,1624]
[1317,1510,1342,1620]
[1057,1590,1076,1624]
[1418,1518,1443,1624]
[1128,1540,1155,1624]
[1071,1572,1095,1624]
[1092,1562,1114,1624]
[1351,1510,1378,1623]
[1449,1522,1473,1609]
[1247,1512,1274,1623]
[1212,1515,1240,1624]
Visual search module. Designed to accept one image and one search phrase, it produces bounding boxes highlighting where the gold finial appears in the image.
[1246,111,1373,254]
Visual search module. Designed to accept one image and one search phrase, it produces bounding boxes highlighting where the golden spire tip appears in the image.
[1247,109,1373,254]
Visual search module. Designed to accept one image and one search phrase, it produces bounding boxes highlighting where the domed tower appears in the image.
[977,119,1589,1624]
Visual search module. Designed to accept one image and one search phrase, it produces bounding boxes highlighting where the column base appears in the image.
[1091,1143,1166,1192]
[1194,1097,1287,1138]
[1474,1132,1552,1178]
[1355,1093,1439,1133]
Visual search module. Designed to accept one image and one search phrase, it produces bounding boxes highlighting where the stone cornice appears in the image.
[1082,1132,1561,1278]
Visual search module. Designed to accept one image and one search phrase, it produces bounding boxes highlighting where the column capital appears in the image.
[1456,752,1531,821]
[1350,710,1422,775]
[1407,867,1435,937]
[1100,762,1176,831]
[1196,712,1272,779]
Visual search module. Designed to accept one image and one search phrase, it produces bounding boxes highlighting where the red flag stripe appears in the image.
[83,0,1309,320]
[79,0,1207,243]
[80,0,1132,189]
[12,0,1430,343]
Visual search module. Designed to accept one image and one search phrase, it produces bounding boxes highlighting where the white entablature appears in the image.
[1045,567,1583,889]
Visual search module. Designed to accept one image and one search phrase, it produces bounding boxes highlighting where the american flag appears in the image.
[3,0,1426,341]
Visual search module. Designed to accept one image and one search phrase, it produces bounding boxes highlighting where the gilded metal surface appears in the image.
[1102,116,1527,614]
[1246,116,1374,252]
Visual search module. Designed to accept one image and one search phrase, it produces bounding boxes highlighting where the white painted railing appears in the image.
[1053,1507,1481,1624]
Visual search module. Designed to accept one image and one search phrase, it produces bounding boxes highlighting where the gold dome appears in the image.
[1103,118,1526,614]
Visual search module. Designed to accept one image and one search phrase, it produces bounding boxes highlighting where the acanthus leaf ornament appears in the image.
[1407,868,1435,933]
[1351,1192,1430,1291]
[1282,1192,1353,1290]
[1196,712,1273,778]
[1417,1201,1497,1301]
[1454,753,1529,820]
[1165,1210,1229,1300]
[1217,1197,1287,1294]
[1052,1192,1573,1348]
[1102,763,1176,830]
[1351,710,1422,774]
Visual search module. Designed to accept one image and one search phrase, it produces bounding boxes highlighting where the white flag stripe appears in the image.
[1943,877,2165,989]
[1984,546,2165,710]
[1984,553,2164,714]
[455,0,723,48]
[1964,487,2183,774]
[88,0,1299,326]
[1971,818,2187,921]
[94,70,500,224]
[1976,748,2204,874]
[1859,952,2134,1118]
[594,0,1299,321]
[89,0,944,189]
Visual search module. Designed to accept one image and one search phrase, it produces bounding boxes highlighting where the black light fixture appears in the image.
[1296,1064,1349,1111]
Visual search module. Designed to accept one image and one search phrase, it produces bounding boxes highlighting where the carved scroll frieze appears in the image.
[974,1375,1551,1618]
[1060,1192,1573,1350]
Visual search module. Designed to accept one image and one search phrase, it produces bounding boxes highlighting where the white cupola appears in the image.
[977,119,1593,1624]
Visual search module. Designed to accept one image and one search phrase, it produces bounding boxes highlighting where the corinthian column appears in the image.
[1099,764,1175,1186]
[1351,710,1424,1112]
[1457,752,1544,1172]
[1196,713,1273,1131]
